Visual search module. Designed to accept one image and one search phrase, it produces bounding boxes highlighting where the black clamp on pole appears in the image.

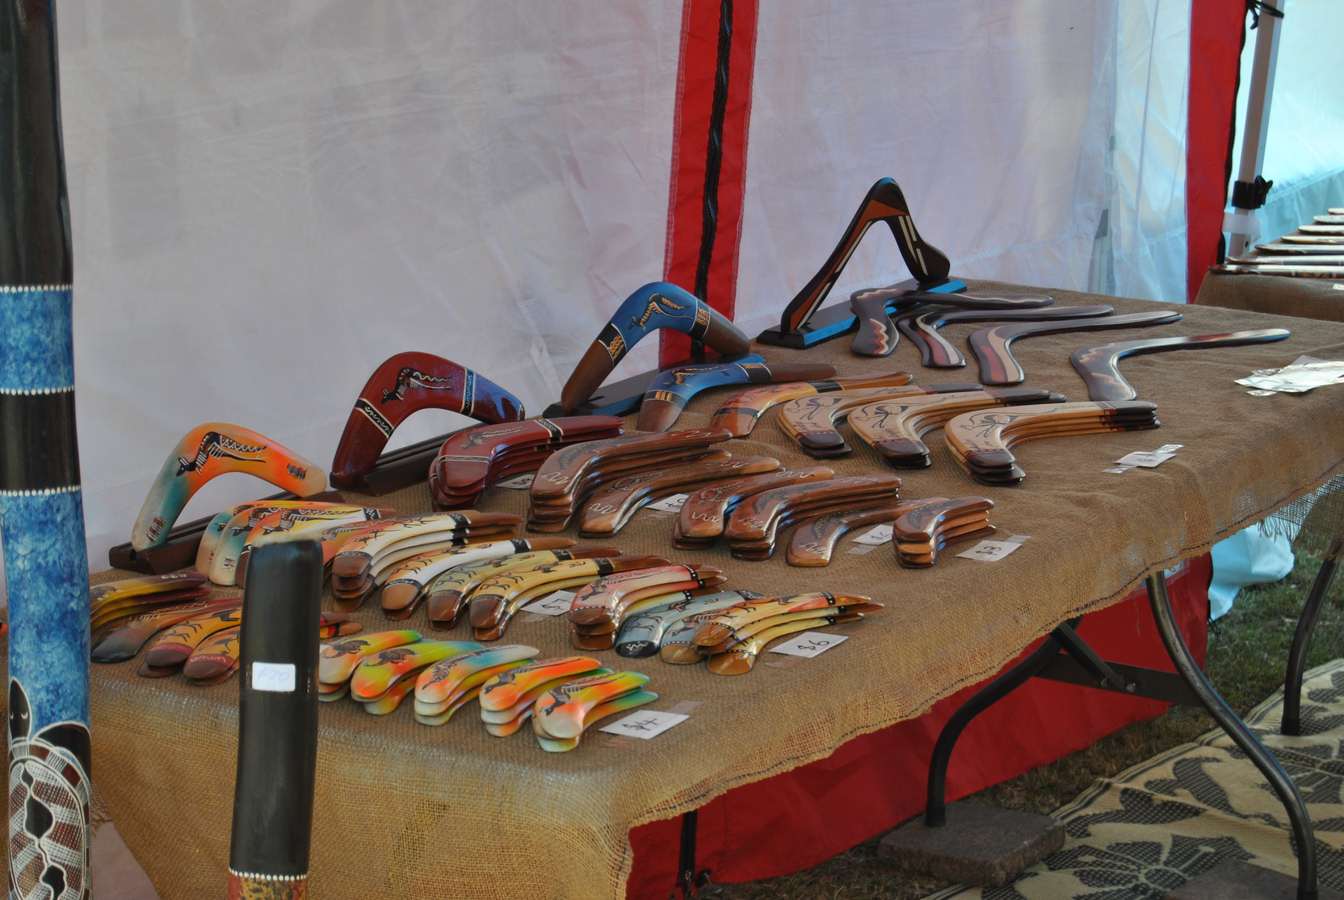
[1231,174,1274,210]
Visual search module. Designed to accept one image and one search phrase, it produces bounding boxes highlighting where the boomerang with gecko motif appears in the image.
[707,371,912,437]
[634,357,837,432]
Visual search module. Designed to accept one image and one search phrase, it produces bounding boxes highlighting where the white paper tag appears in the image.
[1115,450,1176,469]
[525,589,575,617]
[1333,283,1344,291]
[767,631,849,658]
[1155,444,1183,453]
[646,493,689,513]
[853,524,894,545]
[1105,465,1134,475]
[251,661,296,693]
[495,473,535,490]
[956,535,1028,562]
[599,710,688,739]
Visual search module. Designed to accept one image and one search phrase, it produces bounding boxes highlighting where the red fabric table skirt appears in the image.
[627,554,1213,896]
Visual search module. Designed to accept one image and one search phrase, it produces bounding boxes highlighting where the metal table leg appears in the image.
[1283,535,1344,736]
[1148,571,1319,900]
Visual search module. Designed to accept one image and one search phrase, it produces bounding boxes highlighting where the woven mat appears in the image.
[78,283,1344,899]
[928,657,1344,899]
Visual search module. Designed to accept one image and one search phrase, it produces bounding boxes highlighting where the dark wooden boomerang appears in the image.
[330,352,525,489]
[560,282,751,413]
[848,288,1055,357]
[970,310,1183,385]
[1070,329,1291,401]
[906,304,1114,368]
[778,178,951,336]
[635,358,838,432]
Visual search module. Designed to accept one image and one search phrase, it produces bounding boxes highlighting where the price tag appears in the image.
[495,473,535,490]
[525,589,575,617]
[1115,450,1176,469]
[646,493,689,513]
[251,662,296,693]
[599,710,688,740]
[767,631,849,658]
[852,524,893,545]
[1104,465,1134,475]
[956,535,1027,563]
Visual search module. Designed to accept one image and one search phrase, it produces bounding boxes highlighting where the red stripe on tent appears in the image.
[1186,1,1246,302]
[659,0,759,367]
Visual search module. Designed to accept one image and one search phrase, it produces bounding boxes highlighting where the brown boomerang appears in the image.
[969,310,1183,385]
[578,455,781,536]
[530,429,731,501]
[849,288,1055,358]
[708,371,912,437]
[330,352,525,489]
[892,497,996,568]
[847,388,1066,467]
[776,383,983,457]
[1070,329,1291,401]
[945,401,1160,485]
[1280,234,1344,245]
[1255,241,1344,255]
[560,282,751,413]
[784,503,908,567]
[428,416,623,507]
[1298,224,1344,235]
[724,475,902,548]
[778,178,951,336]
[674,467,835,546]
[903,304,1114,368]
[634,359,838,432]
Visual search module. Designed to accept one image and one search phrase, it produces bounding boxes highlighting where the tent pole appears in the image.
[1226,0,1286,258]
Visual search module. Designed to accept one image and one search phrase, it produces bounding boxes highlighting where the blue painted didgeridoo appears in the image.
[1,2,94,897]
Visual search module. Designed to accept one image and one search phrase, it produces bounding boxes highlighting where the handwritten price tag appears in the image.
[251,662,296,693]
[852,524,894,545]
[496,473,535,490]
[646,493,689,513]
[956,538,1025,563]
[599,710,688,740]
[525,589,575,617]
[767,631,849,659]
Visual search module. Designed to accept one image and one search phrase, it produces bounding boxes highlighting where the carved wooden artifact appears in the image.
[969,310,1183,385]
[1070,329,1291,401]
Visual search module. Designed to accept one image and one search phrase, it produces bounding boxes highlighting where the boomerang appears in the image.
[634,357,837,432]
[970,310,1183,385]
[1070,329,1291,401]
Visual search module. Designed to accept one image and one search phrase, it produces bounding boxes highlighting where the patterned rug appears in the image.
[927,658,1344,899]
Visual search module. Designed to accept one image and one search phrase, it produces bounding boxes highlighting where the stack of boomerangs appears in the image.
[90,574,362,685]
[663,593,880,675]
[945,400,1161,485]
[845,388,1066,467]
[478,656,610,737]
[328,512,522,606]
[466,554,669,641]
[413,644,540,725]
[891,497,996,568]
[531,670,658,752]
[196,500,391,586]
[428,415,624,508]
[672,467,836,548]
[577,454,781,536]
[1216,211,1344,278]
[376,537,577,620]
[721,474,903,560]
[852,288,1057,359]
[319,629,426,702]
[775,383,983,457]
[330,352,527,489]
[130,421,330,551]
[423,545,618,628]
[614,591,763,657]
[633,357,839,431]
[527,429,731,531]
[344,637,486,714]
[565,563,729,650]
[784,505,908,567]
[707,372,913,437]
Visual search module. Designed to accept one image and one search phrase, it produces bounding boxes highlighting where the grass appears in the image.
[709,544,1344,899]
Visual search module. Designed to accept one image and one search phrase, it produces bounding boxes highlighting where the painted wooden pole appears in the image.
[1,2,94,897]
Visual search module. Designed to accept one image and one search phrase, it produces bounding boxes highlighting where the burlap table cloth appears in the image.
[1197,270,1344,323]
[72,283,1344,899]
